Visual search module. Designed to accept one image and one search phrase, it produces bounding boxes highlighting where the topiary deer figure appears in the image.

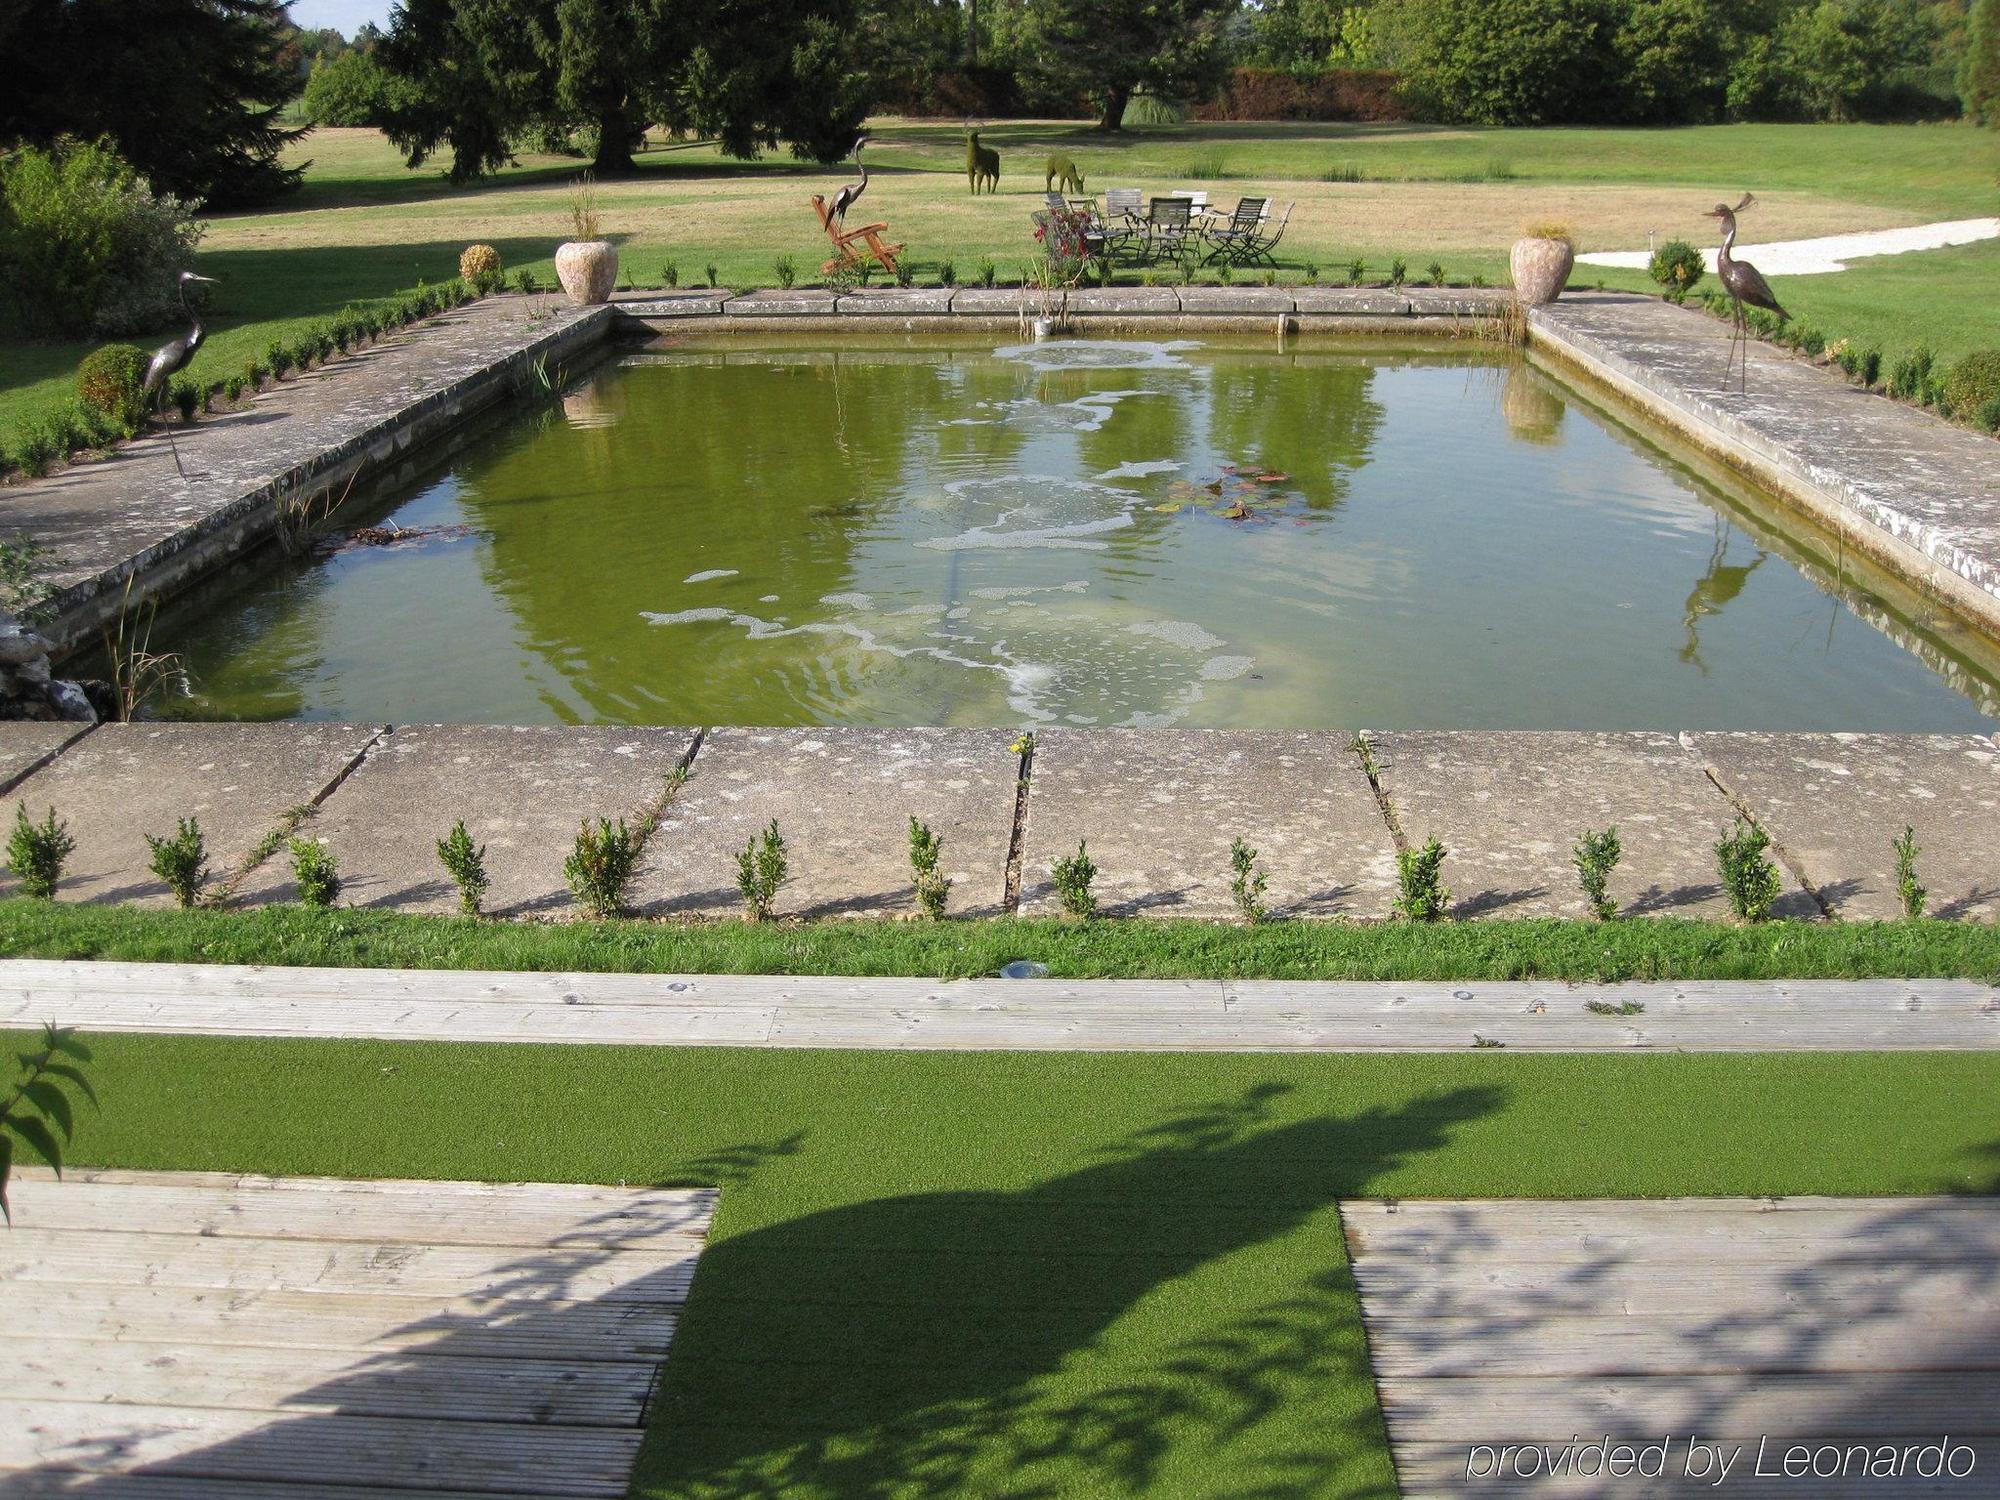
[1044,154,1084,195]
[966,130,1000,195]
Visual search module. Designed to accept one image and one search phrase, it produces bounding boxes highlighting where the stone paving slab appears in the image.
[2,722,381,906]
[834,289,955,316]
[643,727,1018,919]
[614,292,729,318]
[721,291,838,316]
[1018,729,1398,919]
[1,297,612,651]
[1175,287,1294,314]
[943,288,1037,314]
[238,725,695,915]
[0,722,91,794]
[1290,287,1412,316]
[1064,287,1183,315]
[1690,732,2000,920]
[1367,731,1807,920]
[1533,293,2000,630]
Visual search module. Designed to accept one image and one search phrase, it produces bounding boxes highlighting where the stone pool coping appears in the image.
[1,286,1995,656]
[3,723,1996,925]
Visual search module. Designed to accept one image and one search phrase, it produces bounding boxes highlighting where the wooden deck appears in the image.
[1345,1197,2000,1496]
[0,1169,717,1497]
[3,960,1998,1052]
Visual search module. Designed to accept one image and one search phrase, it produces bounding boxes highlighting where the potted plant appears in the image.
[1510,221,1574,307]
[554,174,617,307]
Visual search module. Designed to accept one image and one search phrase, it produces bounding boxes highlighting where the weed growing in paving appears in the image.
[1572,826,1622,921]
[437,820,491,917]
[1052,841,1099,919]
[7,805,74,899]
[1893,825,1926,919]
[566,818,638,919]
[736,820,789,922]
[1394,838,1451,922]
[144,818,207,909]
[1716,819,1782,922]
[908,817,950,920]
[288,836,341,908]
[1229,837,1268,925]
[1585,998,1646,1016]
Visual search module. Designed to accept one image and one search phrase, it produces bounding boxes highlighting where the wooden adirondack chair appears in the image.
[811,194,902,277]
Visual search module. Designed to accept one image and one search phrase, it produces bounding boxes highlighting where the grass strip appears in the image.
[3,897,1997,982]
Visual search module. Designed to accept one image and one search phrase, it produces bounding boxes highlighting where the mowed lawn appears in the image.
[1,119,1996,437]
[20,1029,2000,1497]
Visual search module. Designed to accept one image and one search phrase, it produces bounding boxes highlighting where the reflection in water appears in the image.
[1679,519,1767,674]
[157,336,2000,731]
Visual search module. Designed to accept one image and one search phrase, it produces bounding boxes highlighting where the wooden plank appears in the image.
[5,959,1995,1051]
[0,1226,699,1302]
[1347,1195,2000,1496]
[1360,1310,2000,1378]
[0,1285,677,1359]
[5,1339,653,1427]
[0,1401,642,1496]
[1377,1372,2000,1440]
[5,1171,715,1249]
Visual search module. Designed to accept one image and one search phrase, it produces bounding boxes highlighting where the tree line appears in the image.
[0,0,1994,212]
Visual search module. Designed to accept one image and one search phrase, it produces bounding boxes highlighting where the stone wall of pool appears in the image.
[3,285,1996,661]
[3,720,1996,924]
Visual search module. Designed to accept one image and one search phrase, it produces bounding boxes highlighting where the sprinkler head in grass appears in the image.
[1000,961,1050,979]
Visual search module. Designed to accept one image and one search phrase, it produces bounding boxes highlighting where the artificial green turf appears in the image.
[21,1031,2000,1497]
[4,898,2000,981]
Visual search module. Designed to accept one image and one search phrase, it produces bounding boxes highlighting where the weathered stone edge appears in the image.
[1528,302,2000,637]
[16,724,2000,923]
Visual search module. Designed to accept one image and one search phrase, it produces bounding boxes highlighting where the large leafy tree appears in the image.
[0,0,303,207]
[1375,0,1619,123]
[1967,0,2000,121]
[1013,0,1235,128]
[376,0,869,181]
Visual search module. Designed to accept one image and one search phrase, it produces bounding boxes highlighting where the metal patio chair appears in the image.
[1231,200,1294,268]
[1140,196,1198,269]
[1200,197,1270,266]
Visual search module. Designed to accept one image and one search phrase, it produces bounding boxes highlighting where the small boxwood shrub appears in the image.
[1942,351,2000,423]
[76,344,149,434]
[1648,239,1704,301]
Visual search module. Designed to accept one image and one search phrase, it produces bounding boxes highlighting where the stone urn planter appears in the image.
[555,240,618,306]
[1510,234,1574,307]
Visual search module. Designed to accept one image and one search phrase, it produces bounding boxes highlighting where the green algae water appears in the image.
[161,335,2000,730]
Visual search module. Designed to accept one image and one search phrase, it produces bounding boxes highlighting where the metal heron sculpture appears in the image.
[142,269,219,477]
[827,136,870,228]
[1704,194,1786,395]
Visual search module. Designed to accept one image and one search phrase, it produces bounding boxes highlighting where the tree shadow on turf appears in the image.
[639,1079,1505,1497]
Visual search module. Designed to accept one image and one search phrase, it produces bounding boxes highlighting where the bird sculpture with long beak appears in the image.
[828,136,870,228]
[143,269,220,478]
[1703,194,1786,396]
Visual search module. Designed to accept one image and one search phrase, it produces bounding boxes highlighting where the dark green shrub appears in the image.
[512,270,539,296]
[221,374,245,403]
[565,817,637,918]
[735,819,788,921]
[1942,351,2000,421]
[1859,347,1881,387]
[437,819,490,916]
[1051,840,1098,919]
[1572,826,1622,920]
[266,342,293,378]
[1425,260,1446,288]
[76,344,149,434]
[1978,394,2000,433]
[1889,346,1936,403]
[11,422,59,478]
[1389,256,1408,288]
[662,262,679,289]
[289,835,341,907]
[0,137,201,337]
[169,376,199,422]
[1648,239,1705,301]
[145,817,208,907]
[7,804,75,898]
[1346,257,1366,286]
[908,817,950,920]
[1716,819,1781,922]
[1799,326,1825,357]
[1229,837,1269,924]
[1394,837,1451,921]
[937,257,957,288]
